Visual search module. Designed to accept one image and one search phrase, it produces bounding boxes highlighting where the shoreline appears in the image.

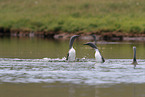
[1,28,145,41]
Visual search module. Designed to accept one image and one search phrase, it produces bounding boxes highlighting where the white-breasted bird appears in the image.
[66,35,79,61]
[84,42,105,63]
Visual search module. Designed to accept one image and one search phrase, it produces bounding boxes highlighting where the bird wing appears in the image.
[102,56,105,63]
[66,53,69,60]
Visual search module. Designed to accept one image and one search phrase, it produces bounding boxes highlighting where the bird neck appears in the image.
[69,37,77,49]
[133,47,136,62]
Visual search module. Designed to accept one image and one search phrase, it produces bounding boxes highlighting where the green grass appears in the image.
[0,0,145,34]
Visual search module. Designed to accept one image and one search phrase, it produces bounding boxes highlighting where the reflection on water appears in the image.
[0,37,145,97]
[0,83,145,97]
[0,37,145,59]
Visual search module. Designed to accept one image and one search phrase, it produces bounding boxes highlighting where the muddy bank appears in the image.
[1,28,145,41]
[54,32,145,41]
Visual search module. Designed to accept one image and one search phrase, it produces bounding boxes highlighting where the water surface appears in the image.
[0,37,145,97]
[0,37,145,59]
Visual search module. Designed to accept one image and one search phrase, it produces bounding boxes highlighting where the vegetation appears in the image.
[0,0,145,34]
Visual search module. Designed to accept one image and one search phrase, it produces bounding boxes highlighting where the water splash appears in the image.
[0,58,145,85]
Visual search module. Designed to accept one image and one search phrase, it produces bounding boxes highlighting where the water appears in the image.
[1,37,145,59]
[0,58,144,84]
[0,37,145,97]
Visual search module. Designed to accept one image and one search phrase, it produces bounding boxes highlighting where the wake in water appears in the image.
[0,58,145,85]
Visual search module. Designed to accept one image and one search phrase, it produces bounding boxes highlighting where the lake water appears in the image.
[0,37,145,97]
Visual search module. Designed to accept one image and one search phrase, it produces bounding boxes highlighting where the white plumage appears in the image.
[66,35,79,61]
[84,42,105,63]
[95,49,102,62]
[68,47,76,61]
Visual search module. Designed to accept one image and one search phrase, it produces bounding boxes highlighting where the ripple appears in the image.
[0,58,145,85]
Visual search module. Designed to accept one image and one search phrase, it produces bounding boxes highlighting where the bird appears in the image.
[132,46,138,68]
[66,35,79,61]
[84,42,105,63]
[90,34,97,45]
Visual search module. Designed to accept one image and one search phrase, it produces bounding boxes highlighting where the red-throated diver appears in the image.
[132,46,138,68]
[84,42,105,63]
[66,35,79,61]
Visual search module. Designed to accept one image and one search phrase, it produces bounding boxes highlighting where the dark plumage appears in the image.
[84,42,98,49]
[90,34,97,45]
[84,42,105,63]
[66,35,79,61]
[69,35,79,49]
[132,46,138,68]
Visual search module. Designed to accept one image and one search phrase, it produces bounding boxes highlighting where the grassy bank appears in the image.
[0,0,145,34]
